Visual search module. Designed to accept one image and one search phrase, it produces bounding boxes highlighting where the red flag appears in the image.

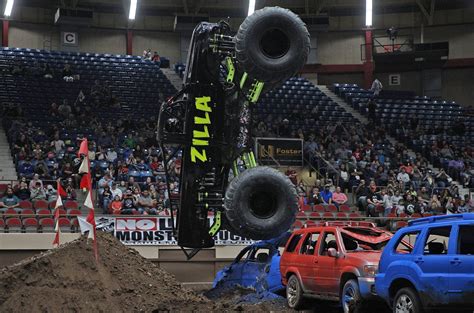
[57,180,67,198]
[78,138,89,157]
[53,230,60,246]
[80,172,92,190]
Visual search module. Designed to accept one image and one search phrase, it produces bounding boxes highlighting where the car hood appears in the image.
[345,251,382,265]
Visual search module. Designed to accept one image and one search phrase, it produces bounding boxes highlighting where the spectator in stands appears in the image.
[464,194,474,212]
[331,186,348,207]
[106,148,118,163]
[319,184,333,205]
[382,189,393,216]
[41,63,53,79]
[51,134,65,153]
[370,78,383,96]
[278,119,291,137]
[396,168,410,190]
[111,182,122,200]
[355,179,369,212]
[29,173,44,190]
[45,184,58,202]
[64,184,76,201]
[143,49,151,59]
[367,183,382,217]
[102,185,113,213]
[367,99,376,121]
[151,52,161,65]
[430,194,443,214]
[30,181,46,201]
[109,195,123,215]
[15,182,31,201]
[310,187,323,205]
[137,189,156,215]
[0,187,21,213]
[58,100,72,118]
[122,190,136,214]
[62,63,75,82]
[436,169,452,188]
[403,194,420,215]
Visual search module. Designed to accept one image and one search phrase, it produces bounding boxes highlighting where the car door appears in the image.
[416,225,452,305]
[448,224,474,305]
[314,231,339,295]
[241,245,273,287]
[223,245,252,284]
[295,232,320,291]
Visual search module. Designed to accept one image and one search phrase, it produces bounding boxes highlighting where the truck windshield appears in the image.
[341,233,390,251]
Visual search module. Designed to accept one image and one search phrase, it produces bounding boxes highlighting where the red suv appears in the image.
[280,222,393,312]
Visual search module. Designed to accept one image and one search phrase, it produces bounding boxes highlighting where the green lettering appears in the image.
[193,126,209,138]
[195,96,212,112]
[194,112,211,124]
[190,147,207,162]
[192,138,209,146]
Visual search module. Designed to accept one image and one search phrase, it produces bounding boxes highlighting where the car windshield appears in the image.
[341,232,390,251]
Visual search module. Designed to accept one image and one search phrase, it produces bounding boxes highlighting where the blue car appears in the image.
[376,214,474,313]
[213,233,289,293]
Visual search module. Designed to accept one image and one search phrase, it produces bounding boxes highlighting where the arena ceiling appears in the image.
[11,0,474,18]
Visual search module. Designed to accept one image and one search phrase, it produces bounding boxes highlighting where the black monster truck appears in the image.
[157,7,310,254]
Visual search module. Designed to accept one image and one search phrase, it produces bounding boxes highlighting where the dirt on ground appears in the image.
[0,232,293,312]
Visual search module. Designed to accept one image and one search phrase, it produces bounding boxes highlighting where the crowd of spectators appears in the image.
[271,117,474,217]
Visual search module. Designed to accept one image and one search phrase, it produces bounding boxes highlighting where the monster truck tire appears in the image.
[235,6,310,85]
[224,166,298,239]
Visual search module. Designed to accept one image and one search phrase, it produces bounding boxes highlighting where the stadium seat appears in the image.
[39,218,55,232]
[23,218,39,232]
[67,209,82,217]
[300,204,312,212]
[296,211,308,219]
[18,200,33,210]
[395,221,408,230]
[336,212,348,219]
[64,200,78,210]
[19,209,35,217]
[339,205,351,212]
[0,219,4,232]
[292,220,304,229]
[58,217,72,232]
[4,208,18,217]
[313,205,325,213]
[304,220,318,227]
[6,217,22,232]
[37,209,52,217]
[34,200,49,210]
[322,212,334,219]
[326,205,338,212]
[348,212,362,219]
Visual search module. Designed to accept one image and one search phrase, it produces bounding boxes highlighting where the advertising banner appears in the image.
[255,137,303,166]
[94,216,254,246]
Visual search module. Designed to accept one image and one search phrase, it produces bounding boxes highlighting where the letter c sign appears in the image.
[62,32,78,46]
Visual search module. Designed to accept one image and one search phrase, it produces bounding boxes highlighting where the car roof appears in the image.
[404,213,474,232]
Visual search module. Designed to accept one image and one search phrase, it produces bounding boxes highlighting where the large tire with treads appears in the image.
[224,166,298,239]
[235,6,310,85]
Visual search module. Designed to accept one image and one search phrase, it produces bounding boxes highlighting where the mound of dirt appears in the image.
[0,232,291,312]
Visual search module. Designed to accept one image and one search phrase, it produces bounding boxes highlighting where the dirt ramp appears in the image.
[0,232,206,313]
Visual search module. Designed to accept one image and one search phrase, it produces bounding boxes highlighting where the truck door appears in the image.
[449,224,474,306]
[314,231,340,295]
[294,232,320,291]
[416,226,452,305]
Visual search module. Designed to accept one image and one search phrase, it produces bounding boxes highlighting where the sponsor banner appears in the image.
[255,137,303,166]
[94,216,254,246]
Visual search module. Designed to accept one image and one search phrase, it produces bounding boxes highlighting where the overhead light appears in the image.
[4,0,15,17]
[129,0,137,20]
[248,0,255,16]
[365,0,372,26]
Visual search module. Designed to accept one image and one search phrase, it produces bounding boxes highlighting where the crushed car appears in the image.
[280,221,393,313]
[213,232,290,294]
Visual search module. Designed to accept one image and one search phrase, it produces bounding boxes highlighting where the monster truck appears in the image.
[156,7,310,254]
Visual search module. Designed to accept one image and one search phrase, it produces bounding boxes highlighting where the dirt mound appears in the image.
[0,232,291,312]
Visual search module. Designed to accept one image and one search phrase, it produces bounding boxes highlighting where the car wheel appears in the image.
[286,275,305,310]
[342,279,364,313]
[393,287,424,313]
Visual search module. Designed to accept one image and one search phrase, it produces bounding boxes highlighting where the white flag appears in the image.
[84,191,94,209]
[78,157,89,174]
[55,196,63,209]
[77,216,94,239]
